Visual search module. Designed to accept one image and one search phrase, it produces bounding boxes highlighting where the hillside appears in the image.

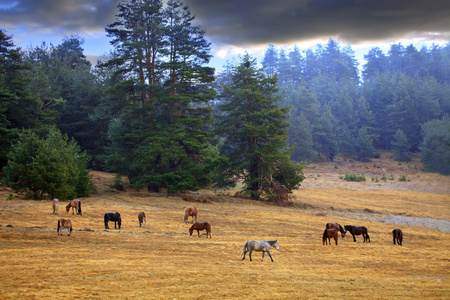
[0,153,449,299]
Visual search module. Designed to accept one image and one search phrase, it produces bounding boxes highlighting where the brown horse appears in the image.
[184,206,198,223]
[57,218,72,236]
[345,225,370,242]
[393,229,403,246]
[189,222,211,238]
[66,199,82,215]
[52,198,59,214]
[322,228,339,245]
[138,212,147,228]
[326,222,346,238]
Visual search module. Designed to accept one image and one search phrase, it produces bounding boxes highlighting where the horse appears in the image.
[57,218,72,236]
[322,228,339,245]
[183,206,198,223]
[326,222,346,238]
[344,225,370,242]
[66,199,82,215]
[104,212,121,229]
[189,222,211,238]
[393,229,403,246]
[52,198,59,214]
[241,240,279,262]
[138,212,147,228]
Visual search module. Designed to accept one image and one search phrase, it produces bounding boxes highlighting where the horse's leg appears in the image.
[261,251,265,262]
[367,233,370,242]
[335,236,338,245]
[267,250,274,262]
[197,229,201,238]
[393,235,396,245]
[249,250,253,261]
[352,234,356,242]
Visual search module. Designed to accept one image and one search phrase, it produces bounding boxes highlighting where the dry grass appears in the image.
[0,153,449,299]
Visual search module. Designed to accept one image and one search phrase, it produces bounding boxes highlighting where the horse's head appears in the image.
[189,225,194,236]
[341,231,346,238]
[273,240,279,250]
[66,204,70,212]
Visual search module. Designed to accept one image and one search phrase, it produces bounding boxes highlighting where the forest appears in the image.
[0,0,449,200]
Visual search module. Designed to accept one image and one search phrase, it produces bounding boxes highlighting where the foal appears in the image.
[138,212,147,228]
[322,228,339,245]
[184,206,198,223]
[392,229,403,246]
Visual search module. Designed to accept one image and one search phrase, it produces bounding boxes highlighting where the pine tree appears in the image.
[216,54,304,200]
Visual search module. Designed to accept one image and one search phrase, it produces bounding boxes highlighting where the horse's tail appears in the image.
[240,241,248,257]
[322,229,327,240]
[78,201,82,215]
[183,209,187,222]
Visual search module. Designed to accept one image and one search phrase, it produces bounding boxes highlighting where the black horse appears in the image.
[344,225,370,242]
[104,212,121,229]
[392,229,403,246]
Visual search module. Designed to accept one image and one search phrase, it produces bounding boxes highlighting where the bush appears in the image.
[343,174,366,182]
[2,127,92,200]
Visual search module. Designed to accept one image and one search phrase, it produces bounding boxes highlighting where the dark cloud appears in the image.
[0,0,120,34]
[183,0,450,47]
[0,0,448,50]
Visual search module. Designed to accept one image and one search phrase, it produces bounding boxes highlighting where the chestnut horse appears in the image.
[345,225,370,242]
[57,218,72,236]
[393,229,403,246]
[241,240,279,262]
[138,212,147,228]
[183,206,198,223]
[66,199,82,215]
[104,212,121,229]
[326,222,346,238]
[52,198,59,214]
[322,228,339,245]
[189,222,211,238]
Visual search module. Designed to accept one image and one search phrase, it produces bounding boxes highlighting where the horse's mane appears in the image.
[265,240,277,245]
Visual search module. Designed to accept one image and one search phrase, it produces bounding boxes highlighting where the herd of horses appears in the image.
[52,199,404,262]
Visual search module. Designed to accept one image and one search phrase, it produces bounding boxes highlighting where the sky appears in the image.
[0,0,449,72]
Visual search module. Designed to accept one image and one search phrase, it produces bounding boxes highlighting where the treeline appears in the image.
[0,0,449,201]
[256,40,450,172]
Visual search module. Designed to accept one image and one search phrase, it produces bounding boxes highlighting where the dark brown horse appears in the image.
[184,206,198,223]
[138,212,147,228]
[189,222,211,238]
[326,222,346,238]
[322,228,339,245]
[393,229,403,246]
[66,199,82,215]
[104,212,121,229]
[57,218,72,236]
[345,225,370,242]
[52,198,59,214]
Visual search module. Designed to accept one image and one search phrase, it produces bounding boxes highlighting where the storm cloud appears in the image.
[1,0,449,49]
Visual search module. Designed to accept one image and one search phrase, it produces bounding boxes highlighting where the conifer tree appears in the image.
[216,54,304,200]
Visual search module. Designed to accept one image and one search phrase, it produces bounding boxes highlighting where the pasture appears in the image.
[0,154,449,299]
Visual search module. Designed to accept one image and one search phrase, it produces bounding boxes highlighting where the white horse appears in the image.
[52,198,59,214]
[241,240,279,262]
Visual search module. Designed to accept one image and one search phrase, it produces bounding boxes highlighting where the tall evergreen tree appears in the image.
[216,54,304,200]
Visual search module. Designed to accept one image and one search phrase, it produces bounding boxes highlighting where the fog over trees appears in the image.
[1,0,449,199]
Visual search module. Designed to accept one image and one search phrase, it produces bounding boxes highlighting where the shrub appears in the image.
[343,173,366,182]
[2,127,92,200]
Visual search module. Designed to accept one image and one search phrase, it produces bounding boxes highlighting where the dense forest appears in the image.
[0,0,449,199]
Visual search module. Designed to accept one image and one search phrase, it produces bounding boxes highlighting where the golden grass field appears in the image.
[0,152,449,299]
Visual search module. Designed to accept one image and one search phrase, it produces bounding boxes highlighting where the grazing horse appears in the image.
[322,228,339,245]
[104,212,121,229]
[189,222,211,238]
[52,198,59,214]
[183,206,198,223]
[241,240,279,262]
[66,199,82,215]
[393,229,403,246]
[57,218,72,236]
[345,225,370,242]
[326,222,346,238]
[138,212,147,228]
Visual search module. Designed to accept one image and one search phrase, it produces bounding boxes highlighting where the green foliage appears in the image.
[215,54,304,200]
[2,127,91,200]
[343,174,366,182]
[419,117,450,174]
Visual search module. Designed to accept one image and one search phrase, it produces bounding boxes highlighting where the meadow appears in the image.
[0,153,449,299]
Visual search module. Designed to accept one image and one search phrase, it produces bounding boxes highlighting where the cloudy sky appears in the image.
[1,0,449,70]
